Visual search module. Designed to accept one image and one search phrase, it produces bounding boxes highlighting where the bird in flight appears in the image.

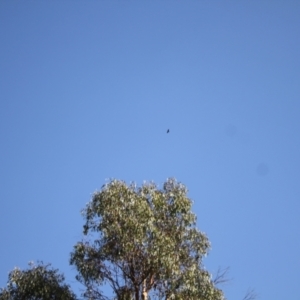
[167,129,170,133]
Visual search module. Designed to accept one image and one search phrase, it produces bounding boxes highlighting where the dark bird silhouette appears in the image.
[167,129,170,133]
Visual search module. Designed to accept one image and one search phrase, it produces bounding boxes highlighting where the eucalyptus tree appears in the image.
[70,178,225,300]
[0,261,77,300]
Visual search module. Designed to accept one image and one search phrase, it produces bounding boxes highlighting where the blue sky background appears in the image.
[1,1,300,299]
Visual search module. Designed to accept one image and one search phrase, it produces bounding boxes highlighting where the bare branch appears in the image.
[213,266,231,285]
[242,288,258,300]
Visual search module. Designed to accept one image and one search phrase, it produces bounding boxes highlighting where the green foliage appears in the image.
[70,178,225,300]
[0,261,77,300]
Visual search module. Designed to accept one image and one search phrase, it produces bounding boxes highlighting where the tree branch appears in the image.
[242,288,258,300]
[212,267,231,285]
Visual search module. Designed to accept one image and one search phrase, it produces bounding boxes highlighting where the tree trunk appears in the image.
[142,279,147,300]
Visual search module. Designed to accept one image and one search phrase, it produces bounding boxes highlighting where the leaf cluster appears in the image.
[0,261,77,300]
[70,178,225,300]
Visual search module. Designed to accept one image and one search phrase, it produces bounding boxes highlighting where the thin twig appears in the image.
[213,266,231,285]
[242,288,258,300]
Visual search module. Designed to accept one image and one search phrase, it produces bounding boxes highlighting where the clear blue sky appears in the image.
[1,1,299,299]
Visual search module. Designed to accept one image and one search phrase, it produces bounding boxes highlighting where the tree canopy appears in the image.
[70,178,225,300]
[1,178,257,299]
[0,261,77,300]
